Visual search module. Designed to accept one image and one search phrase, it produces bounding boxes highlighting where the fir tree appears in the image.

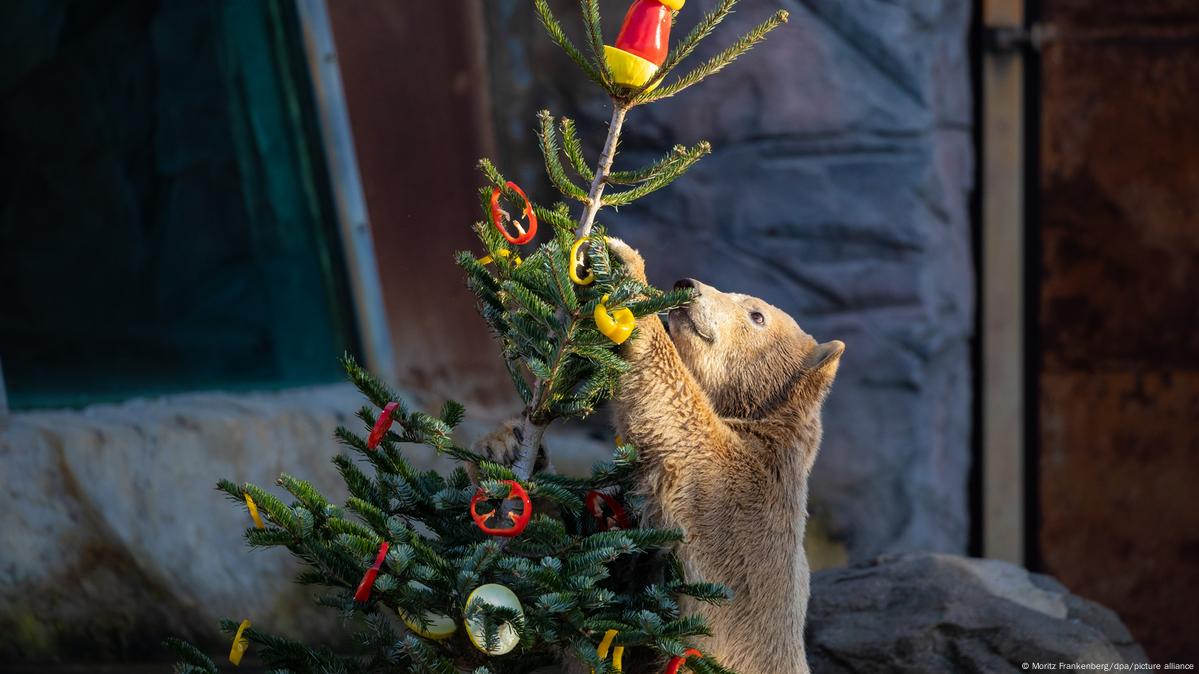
[170,1,785,672]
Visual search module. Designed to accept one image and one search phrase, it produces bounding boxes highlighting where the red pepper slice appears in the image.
[367,401,400,450]
[585,490,631,531]
[353,540,390,602]
[490,182,538,245]
[470,480,532,537]
[664,649,704,674]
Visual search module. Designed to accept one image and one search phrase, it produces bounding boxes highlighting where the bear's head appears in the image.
[668,278,844,421]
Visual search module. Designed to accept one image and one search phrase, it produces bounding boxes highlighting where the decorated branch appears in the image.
[502,0,788,485]
[169,1,785,672]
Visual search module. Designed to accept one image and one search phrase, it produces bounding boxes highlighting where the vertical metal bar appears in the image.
[982,0,1026,564]
[294,0,397,382]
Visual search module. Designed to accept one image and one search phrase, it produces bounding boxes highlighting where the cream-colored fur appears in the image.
[471,240,843,673]
[607,238,843,674]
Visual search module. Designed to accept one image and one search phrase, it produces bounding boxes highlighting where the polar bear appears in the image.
[606,238,842,674]
[472,239,843,673]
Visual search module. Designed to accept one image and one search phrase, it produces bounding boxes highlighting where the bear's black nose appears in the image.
[674,278,697,291]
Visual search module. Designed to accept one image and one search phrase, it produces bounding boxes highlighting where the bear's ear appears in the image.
[804,340,845,373]
[800,339,844,402]
[748,340,845,420]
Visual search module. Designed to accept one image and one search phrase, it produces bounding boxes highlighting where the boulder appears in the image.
[808,554,1149,673]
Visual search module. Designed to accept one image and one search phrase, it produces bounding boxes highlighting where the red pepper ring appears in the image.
[585,490,631,531]
[353,540,391,603]
[470,480,533,537]
[664,649,704,674]
[490,182,538,245]
[367,401,400,450]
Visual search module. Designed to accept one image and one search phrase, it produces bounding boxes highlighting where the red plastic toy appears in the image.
[605,0,686,89]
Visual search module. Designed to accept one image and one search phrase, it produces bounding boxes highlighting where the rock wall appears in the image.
[484,0,975,562]
[0,385,453,661]
[0,383,610,663]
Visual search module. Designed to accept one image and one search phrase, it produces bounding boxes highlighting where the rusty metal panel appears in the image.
[325,2,513,406]
[1038,1,1199,663]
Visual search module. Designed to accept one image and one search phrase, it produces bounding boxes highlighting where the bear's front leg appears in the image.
[605,239,734,512]
[468,418,553,485]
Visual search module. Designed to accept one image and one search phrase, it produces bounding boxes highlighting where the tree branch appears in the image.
[510,103,630,484]
[575,104,628,238]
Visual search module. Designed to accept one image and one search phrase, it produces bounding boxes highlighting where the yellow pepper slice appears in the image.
[478,249,522,266]
[569,237,596,285]
[594,629,624,672]
[229,619,251,665]
[595,295,635,345]
[245,494,265,530]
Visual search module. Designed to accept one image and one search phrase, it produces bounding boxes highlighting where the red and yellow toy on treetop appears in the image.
[604,0,685,89]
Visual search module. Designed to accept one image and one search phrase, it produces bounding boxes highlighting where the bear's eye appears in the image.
[750,311,766,326]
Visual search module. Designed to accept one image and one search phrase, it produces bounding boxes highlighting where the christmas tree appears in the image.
[168,1,786,672]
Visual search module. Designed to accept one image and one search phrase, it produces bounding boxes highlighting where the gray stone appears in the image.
[0,378,616,662]
[807,554,1149,673]
[0,387,1147,673]
[0,384,470,660]
[485,0,975,562]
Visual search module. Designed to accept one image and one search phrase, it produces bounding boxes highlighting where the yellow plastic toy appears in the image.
[604,0,685,89]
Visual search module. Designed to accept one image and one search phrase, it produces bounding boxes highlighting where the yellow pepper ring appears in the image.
[478,249,522,266]
[229,619,251,665]
[569,237,596,285]
[593,629,624,673]
[595,294,636,345]
[244,494,265,529]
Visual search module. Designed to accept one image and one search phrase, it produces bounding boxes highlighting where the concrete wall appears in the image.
[484,0,976,563]
[0,386,362,660]
[0,383,610,662]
